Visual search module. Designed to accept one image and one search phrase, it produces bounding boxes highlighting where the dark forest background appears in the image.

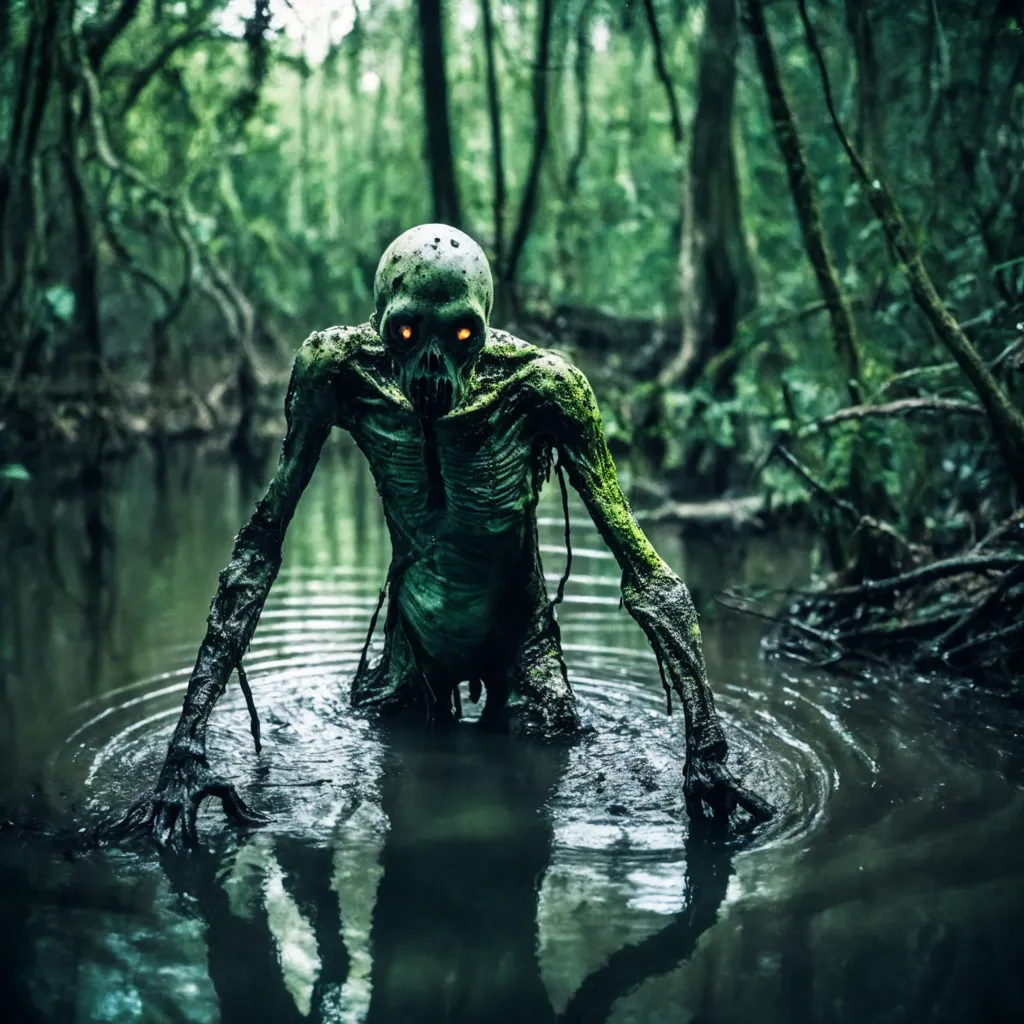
[1,0,1022,681]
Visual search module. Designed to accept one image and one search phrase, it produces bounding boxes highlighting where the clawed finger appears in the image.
[685,762,775,828]
[154,804,180,849]
[181,802,199,847]
[708,763,775,823]
[203,780,271,827]
[105,796,154,836]
[730,784,775,823]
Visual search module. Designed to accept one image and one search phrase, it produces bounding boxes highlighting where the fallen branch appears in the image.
[942,621,1024,664]
[635,494,764,527]
[874,322,1021,398]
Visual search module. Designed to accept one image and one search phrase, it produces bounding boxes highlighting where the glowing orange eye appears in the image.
[456,327,472,341]
[399,325,413,340]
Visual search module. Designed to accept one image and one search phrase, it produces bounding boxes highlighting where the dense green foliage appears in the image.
[1,0,1022,547]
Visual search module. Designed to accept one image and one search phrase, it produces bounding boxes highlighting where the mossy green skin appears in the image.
[119,225,773,847]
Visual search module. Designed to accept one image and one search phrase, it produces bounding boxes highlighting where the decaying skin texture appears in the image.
[117,224,773,847]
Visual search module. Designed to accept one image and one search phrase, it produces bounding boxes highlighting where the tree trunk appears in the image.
[742,0,862,404]
[565,0,592,197]
[58,51,102,397]
[501,0,555,300]
[480,0,505,276]
[660,0,755,393]
[85,0,143,69]
[0,0,58,290]
[743,0,902,580]
[416,0,462,228]
[844,0,885,172]
[555,0,592,300]
[297,59,311,229]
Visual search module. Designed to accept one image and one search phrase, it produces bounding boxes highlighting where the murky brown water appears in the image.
[1,439,1022,1023]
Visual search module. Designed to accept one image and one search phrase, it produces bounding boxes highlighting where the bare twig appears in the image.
[77,44,263,398]
[972,508,1024,553]
[801,397,984,434]
[770,444,858,519]
[768,444,912,553]
[942,621,1024,664]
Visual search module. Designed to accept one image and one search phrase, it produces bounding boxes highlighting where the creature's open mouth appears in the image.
[408,349,456,419]
[410,373,454,419]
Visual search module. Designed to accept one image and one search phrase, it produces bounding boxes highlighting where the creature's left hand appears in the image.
[623,569,774,825]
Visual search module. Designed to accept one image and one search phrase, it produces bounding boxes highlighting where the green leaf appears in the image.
[0,464,31,481]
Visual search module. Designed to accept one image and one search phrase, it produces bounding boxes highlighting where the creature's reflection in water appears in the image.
[163,723,735,1024]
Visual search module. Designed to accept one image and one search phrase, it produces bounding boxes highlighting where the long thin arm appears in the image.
[170,360,331,757]
[113,336,338,845]
[542,356,771,821]
[171,344,333,756]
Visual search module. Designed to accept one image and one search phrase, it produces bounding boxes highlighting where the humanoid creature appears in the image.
[121,224,772,846]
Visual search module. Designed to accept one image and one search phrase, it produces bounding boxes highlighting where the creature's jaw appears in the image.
[403,348,472,420]
[409,372,455,420]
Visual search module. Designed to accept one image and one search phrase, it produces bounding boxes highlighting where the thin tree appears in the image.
[565,0,593,196]
[641,0,683,148]
[659,0,755,393]
[416,0,462,228]
[741,0,862,405]
[0,0,59,304]
[555,0,593,299]
[480,0,505,274]
[58,39,101,396]
[501,0,555,297]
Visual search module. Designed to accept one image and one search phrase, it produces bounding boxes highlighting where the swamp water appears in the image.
[0,440,1022,1023]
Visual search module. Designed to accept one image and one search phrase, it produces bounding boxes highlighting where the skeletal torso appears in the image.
[341,331,553,674]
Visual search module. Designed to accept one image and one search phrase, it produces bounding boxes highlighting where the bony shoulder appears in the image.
[481,328,541,366]
[483,330,590,389]
[526,348,598,418]
[294,324,377,380]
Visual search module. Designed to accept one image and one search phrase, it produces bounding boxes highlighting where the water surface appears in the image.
[1,440,1021,1023]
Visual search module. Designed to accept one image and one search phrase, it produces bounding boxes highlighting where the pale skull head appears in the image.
[373,223,493,419]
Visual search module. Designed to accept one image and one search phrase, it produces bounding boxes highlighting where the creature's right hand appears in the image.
[109,747,270,848]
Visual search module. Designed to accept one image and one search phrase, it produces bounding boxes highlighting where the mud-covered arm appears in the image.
[169,338,335,757]
[542,357,772,822]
